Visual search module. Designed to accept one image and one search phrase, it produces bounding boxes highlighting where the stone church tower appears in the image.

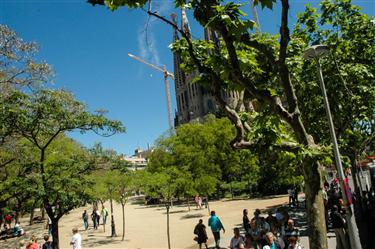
[172,8,244,126]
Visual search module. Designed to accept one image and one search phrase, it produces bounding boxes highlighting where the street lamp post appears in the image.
[303,45,362,249]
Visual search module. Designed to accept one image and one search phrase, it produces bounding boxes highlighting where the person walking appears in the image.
[91,210,98,230]
[101,206,108,226]
[70,227,82,249]
[330,205,349,249]
[82,210,89,231]
[194,219,208,249]
[95,209,100,227]
[208,210,225,249]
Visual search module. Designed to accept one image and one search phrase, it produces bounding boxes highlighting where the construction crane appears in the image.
[249,0,261,31]
[128,53,174,130]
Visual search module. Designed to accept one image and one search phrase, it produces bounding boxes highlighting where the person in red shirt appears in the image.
[26,235,39,249]
[4,214,12,228]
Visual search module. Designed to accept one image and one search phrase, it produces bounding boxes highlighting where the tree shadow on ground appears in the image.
[222,196,250,202]
[84,236,122,248]
[163,210,189,215]
[255,202,309,237]
[255,194,288,200]
[180,213,205,220]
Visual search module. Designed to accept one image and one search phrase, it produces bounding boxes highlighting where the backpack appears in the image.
[43,241,53,249]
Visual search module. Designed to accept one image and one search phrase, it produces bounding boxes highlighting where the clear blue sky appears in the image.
[1,0,374,156]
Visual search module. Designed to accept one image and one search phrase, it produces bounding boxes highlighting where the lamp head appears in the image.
[303,45,329,60]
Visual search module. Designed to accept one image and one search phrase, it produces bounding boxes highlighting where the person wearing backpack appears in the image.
[42,235,53,249]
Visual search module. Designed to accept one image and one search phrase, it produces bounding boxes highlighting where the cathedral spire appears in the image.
[171,13,179,42]
[181,6,191,38]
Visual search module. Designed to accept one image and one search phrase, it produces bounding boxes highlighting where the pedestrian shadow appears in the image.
[180,213,205,220]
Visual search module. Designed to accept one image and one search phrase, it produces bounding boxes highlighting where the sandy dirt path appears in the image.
[1,195,288,249]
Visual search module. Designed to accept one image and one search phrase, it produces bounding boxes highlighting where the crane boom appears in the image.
[249,0,261,31]
[128,53,174,129]
[128,53,165,73]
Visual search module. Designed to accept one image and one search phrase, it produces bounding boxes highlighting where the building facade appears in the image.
[123,148,151,171]
[172,9,245,126]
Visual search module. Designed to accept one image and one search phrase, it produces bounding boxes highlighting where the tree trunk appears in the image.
[41,206,45,219]
[247,179,251,198]
[186,196,190,211]
[303,160,328,249]
[15,207,20,224]
[51,219,59,249]
[29,204,35,225]
[121,203,125,241]
[110,196,116,237]
[166,204,171,249]
[206,195,210,214]
[230,181,234,199]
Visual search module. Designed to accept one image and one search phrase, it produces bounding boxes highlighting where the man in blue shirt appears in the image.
[208,211,225,249]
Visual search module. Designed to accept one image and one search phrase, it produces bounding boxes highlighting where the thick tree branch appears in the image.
[278,0,298,114]
[0,158,15,168]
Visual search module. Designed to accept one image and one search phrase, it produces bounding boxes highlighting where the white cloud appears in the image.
[137,0,174,68]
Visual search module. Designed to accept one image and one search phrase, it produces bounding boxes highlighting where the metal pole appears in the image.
[315,57,362,249]
[163,65,173,130]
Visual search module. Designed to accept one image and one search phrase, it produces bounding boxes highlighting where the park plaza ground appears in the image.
[0,194,338,249]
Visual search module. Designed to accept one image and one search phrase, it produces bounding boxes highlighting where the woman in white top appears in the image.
[70,227,82,249]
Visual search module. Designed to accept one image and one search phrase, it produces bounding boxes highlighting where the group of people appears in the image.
[195,196,208,209]
[0,212,26,239]
[19,228,81,249]
[193,211,225,249]
[193,208,301,249]
[19,235,53,249]
[322,177,351,249]
[82,206,108,231]
[240,208,301,249]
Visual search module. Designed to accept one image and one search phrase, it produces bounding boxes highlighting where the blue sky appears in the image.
[1,0,374,156]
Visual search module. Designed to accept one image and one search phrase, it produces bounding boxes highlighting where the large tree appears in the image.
[5,89,125,249]
[87,0,373,247]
